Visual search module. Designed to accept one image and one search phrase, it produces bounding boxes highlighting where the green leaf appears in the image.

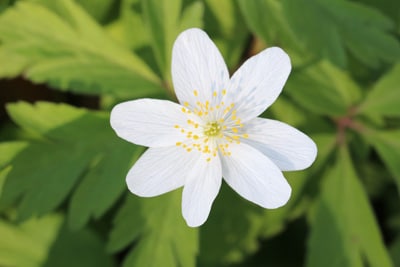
[285,61,361,116]
[76,0,118,23]
[141,0,203,81]
[282,0,400,67]
[39,0,119,23]
[198,184,265,266]
[0,142,28,198]
[359,64,400,117]
[0,141,28,170]
[68,147,142,230]
[0,166,10,198]
[308,133,337,171]
[0,0,12,13]
[0,0,163,97]
[1,102,137,228]
[5,101,87,136]
[268,96,308,126]
[204,0,249,69]
[283,0,345,66]
[0,214,63,267]
[367,130,400,194]
[0,47,29,78]
[180,1,204,33]
[390,235,400,266]
[108,192,198,267]
[42,223,115,267]
[306,146,393,267]
[117,0,150,50]
[237,0,308,66]
[261,133,337,236]
[198,131,336,266]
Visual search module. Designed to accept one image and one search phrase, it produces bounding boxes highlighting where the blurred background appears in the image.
[0,0,400,266]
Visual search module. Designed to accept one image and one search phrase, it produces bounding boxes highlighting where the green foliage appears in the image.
[0,0,162,97]
[141,0,203,81]
[108,192,198,267]
[0,141,27,196]
[76,0,119,23]
[199,185,266,265]
[390,236,400,266]
[0,214,62,267]
[285,61,361,116]
[238,0,305,64]
[0,212,114,267]
[307,147,393,267]
[42,222,115,267]
[0,0,399,266]
[359,64,400,116]
[239,0,400,67]
[204,0,249,69]
[283,0,400,67]
[366,130,400,192]
[1,102,137,230]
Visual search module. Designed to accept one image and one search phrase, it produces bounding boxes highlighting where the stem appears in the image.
[334,106,364,146]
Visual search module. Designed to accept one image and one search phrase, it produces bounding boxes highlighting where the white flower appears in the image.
[110,28,317,227]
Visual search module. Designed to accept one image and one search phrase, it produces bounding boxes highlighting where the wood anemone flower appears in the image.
[110,28,317,227]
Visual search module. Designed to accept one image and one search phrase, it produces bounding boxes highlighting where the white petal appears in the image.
[126,146,200,197]
[228,47,291,122]
[110,99,190,147]
[182,156,222,227]
[243,118,317,171]
[221,143,291,209]
[171,28,229,108]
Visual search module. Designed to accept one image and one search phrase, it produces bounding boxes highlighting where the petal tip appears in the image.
[176,27,206,39]
[263,181,292,209]
[267,46,292,71]
[297,137,318,171]
[182,202,208,227]
[184,216,205,228]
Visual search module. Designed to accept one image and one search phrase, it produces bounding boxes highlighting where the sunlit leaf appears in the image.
[117,0,150,50]
[0,214,63,267]
[0,142,27,170]
[0,0,163,97]
[0,47,28,78]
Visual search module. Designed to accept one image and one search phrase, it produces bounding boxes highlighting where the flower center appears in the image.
[174,89,250,162]
[204,121,221,137]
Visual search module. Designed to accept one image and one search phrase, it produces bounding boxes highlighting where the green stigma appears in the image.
[204,122,221,137]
